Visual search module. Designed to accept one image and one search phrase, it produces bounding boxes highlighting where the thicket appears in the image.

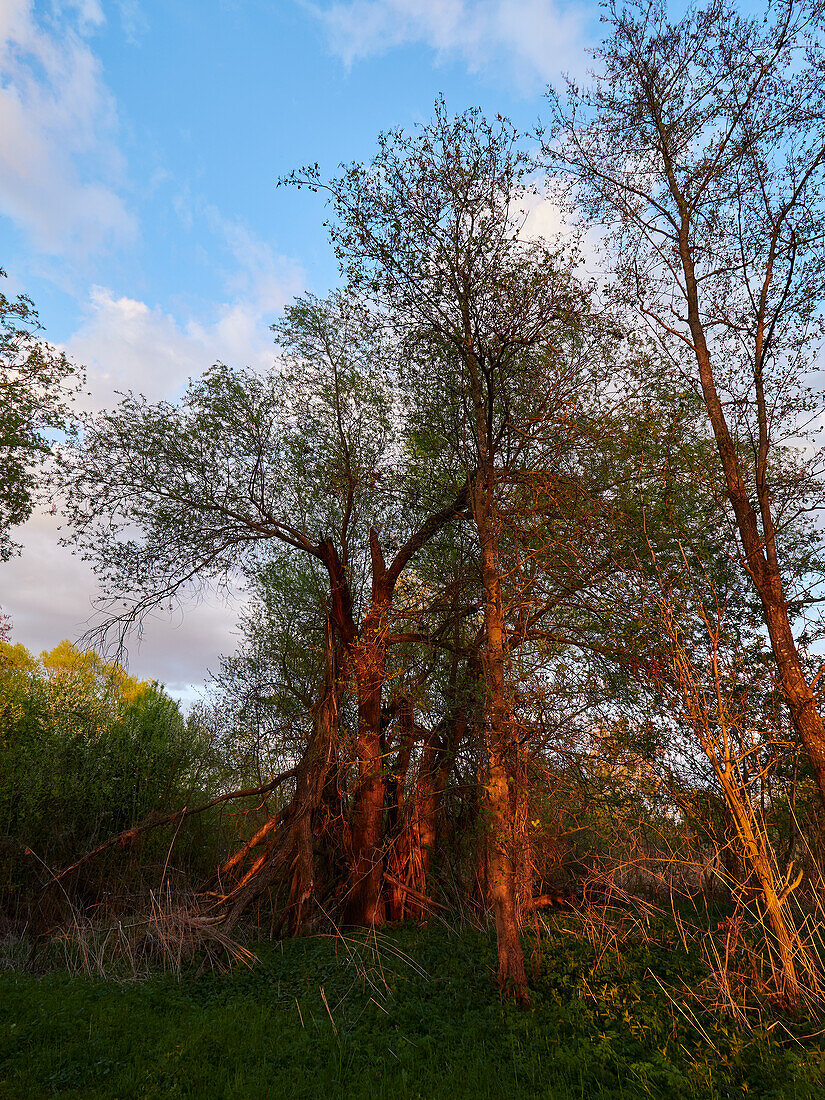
[0,640,224,930]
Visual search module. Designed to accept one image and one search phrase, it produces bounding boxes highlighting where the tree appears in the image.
[286,101,591,999]
[0,269,82,562]
[0,637,218,921]
[542,0,825,804]
[62,290,469,928]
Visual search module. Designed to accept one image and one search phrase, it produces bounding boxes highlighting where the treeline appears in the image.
[4,0,825,1010]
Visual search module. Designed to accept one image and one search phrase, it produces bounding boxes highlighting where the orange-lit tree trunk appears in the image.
[679,247,825,805]
[473,470,530,1003]
[386,700,415,921]
[345,493,469,926]
[403,720,458,920]
[386,705,460,921]
[347,544,391,925]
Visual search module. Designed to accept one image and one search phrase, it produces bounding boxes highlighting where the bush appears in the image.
[0,639,222,922]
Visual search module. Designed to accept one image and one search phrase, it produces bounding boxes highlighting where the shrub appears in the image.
[0,639,222,922]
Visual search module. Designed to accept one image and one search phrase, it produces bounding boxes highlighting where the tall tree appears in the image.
[287,101,589,998]
[542,0,825,803]
[62,291,468,927]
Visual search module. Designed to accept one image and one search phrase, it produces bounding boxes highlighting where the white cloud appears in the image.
[70,288,216,405]
[519,187,606,275]
[311,0,590,90]
[66,213,304,405]
[117,0,149,45]
[0,220,303,692]
[0,0,135,255]
[0,510,241,700]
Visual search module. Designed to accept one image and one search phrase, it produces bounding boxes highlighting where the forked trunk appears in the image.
[343,498,470,925]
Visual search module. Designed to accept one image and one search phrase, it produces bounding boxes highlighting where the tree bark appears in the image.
[344,494,469,926]
[221,621,346,933]
[386,701,415,921]
[474,477,530,1003]
[676,226,825,806]
[346,598,389,925]
[346,529,390,925]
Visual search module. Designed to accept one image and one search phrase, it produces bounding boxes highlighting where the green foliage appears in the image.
[1,922,824,1098]
[0,640,221,903]
[0,269,83,561]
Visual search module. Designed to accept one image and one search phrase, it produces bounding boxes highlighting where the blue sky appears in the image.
[0,0,596,698]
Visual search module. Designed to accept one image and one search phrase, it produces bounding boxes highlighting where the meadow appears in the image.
[3,919,825,1100]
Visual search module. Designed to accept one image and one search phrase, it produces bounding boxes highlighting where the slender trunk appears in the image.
[393,719,456,920]
[407,632,469,914]
[388,700,415,832]
[719,771,802,1001]
[387,701,415,921]
[459,283,529,1000]
[675,221,825,805]
[414,723,453,893]
[474,478,530,1003]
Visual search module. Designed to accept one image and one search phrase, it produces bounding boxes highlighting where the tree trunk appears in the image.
[474,479,530,1003]
[676,223,825,806]
[221,623,345,933]
[390,717,456,921]
[386,701,415,921]
[719,770,802,1003]
[412,724,452,903]
[346,576,390,925]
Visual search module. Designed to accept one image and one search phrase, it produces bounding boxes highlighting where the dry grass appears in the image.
[43,882,257,979]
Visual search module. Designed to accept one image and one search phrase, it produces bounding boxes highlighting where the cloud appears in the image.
[519,187,606,275]
[0,203,303,693]
[117,0,149,45]
[0,0,136,256]
[66,211,304,405]
[0,219,304,694]
[0,509,241,701]
[310,0,590,91]
[69,284,275,406]
[70,288,218,405]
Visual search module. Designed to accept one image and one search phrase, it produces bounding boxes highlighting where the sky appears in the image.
[0,0,598,703]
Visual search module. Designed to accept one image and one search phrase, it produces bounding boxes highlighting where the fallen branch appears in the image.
[382,870,448,912]
[53,768,299,882]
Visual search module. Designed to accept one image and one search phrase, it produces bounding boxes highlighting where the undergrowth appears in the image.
[3,916,825,1098]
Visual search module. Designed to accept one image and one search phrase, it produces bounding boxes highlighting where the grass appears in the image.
[1,918,825,1099]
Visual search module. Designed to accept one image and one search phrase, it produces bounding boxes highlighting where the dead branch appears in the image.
[53,767,299,882]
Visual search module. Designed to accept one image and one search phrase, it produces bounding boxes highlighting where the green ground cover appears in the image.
[1,921,823,1099]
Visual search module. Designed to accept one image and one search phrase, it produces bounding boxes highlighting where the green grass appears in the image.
[1,920,824,1099]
